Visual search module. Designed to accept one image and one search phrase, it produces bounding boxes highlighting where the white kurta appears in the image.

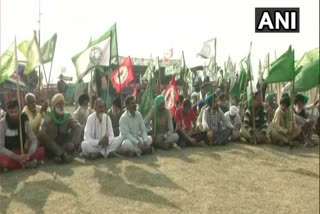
[81,112,120,157]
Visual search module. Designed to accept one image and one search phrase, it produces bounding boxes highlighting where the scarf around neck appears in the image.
[50,110,70,126]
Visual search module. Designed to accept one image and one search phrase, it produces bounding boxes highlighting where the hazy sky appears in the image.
[1,0,319,83]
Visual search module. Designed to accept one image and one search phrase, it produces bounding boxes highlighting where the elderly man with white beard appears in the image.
[39,93,81,163]
[80,98,120,159]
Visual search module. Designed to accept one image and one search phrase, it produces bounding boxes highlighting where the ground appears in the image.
[0,143,319,214]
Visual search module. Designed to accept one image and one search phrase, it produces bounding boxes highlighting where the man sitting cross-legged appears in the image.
[144,95,179,150]
[175,99,208,147]
[0,100,45,170]
[224,105,242,142]
[115,95,154,157]
[269,93,299,146]
[81,98,121,159]
[202,93,234,145]
[240,92,268,144]
[39,93,81,163]
[22,93,49,139]
[294,94,316,147]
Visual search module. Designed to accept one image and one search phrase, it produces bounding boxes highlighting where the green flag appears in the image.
[139,76,156,117]
[72,23,118,78]
[266,45,294,83]
[178,51,186,81]
[231,64,248,100]
[41,33,57,64]
[224,56,234,80]
[164,65,176,76]
[18,31,42,74]
[295,47,319,74]
[154,57,160,73]
[231,56,252,100]
[262,53,270,79]
[0,42,17,83]
[294,59,320,92]
[164,52,185,80]
[142,59,154,81]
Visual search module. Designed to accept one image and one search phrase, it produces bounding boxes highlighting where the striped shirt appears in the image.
[244,107,267,134]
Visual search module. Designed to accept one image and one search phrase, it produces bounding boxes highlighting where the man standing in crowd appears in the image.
[58,74,68,98]
[0,100,45,170]
[39,93,81,163]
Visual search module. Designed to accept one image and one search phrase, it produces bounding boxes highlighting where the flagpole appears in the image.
[289,48,295,149]
[113,24,123,107]
[107,70,110,109]
[38,0,42,100]
[210,39,217,146]
[157,57,161,94]
[268,53,273,92]
[105,70,110,157]
[259,60,264,102]
[248,42,257,144]
[241,60,249,119]
[15,38,25,166]
[47,60,53,98]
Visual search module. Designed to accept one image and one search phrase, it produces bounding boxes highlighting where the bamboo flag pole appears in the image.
[113,24,123,107]
[267,53,272,93]
[105,74,110,157]
[248,42,257,144]
[259,59,263,102]
[157,57,161,95]
[210,38,217,146]
[289,47,295,149]
[14,37,25,157]
[47,60,54,99]
[38,0,42,100]
[241,58,249,119]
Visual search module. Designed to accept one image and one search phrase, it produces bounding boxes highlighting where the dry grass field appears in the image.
[0,143,319,214]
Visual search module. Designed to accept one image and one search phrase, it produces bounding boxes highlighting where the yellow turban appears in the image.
[51,93,65,108]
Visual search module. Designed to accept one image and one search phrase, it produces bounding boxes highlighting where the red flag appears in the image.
[111,57,135,93]
[163,75,179,115]
[164,48,173,62]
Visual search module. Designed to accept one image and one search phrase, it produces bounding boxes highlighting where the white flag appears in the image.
[72,36,110,79]
[197,38,216,59]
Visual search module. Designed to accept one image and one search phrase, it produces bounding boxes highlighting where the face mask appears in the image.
[55,107,64,115]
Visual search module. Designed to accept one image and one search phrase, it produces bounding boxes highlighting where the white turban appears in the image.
[191,92,198,98]
[229,106,239,116]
